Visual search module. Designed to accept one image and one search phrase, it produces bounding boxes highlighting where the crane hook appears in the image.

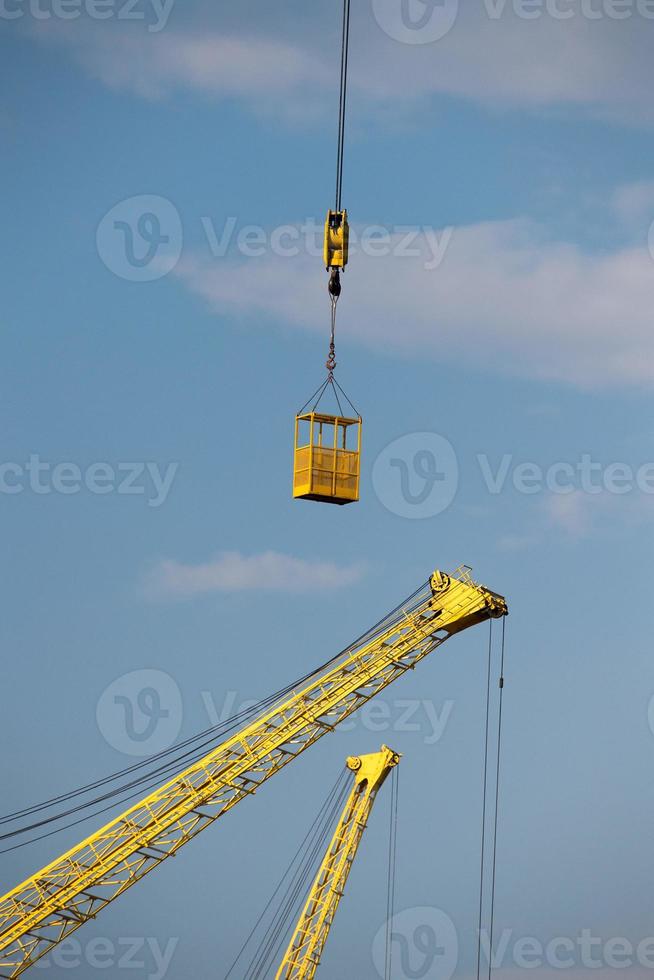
[328,269,342,299]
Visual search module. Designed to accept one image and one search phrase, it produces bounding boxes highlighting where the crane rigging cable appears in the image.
[476,620,494,980]
[249,777,351,979]
[223,768,351,979]
[0,581,427,850]
[487,616,507,980]
[384,765,400,980]
[476,618,508,980]
[324,0,351,374]
[335,0,350,214]
[275,747,400,979]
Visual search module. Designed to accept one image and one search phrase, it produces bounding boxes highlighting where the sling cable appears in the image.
[293,0,362,506]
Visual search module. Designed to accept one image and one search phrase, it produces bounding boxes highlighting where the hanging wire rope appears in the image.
[223,767,350,979]
[335,0,351,213]
[298,373,360,418]
[384,765,400,980]
[476,620,494,980]
[327,294,338,380]
[487,616,507,980]
[0,685,313,851]
[323,0,352,386]
[247,778,351,980]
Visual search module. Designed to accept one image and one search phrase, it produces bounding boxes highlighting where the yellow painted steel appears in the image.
[277,746,400,979]
[293,411,362,505]
[0,567,507,978]
[323,210,349,269]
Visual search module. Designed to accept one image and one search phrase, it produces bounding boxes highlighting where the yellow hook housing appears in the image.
[323,209,349,270]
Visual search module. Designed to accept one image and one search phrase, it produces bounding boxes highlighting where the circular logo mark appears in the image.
[372,432,459,519]
[372,0,459,44]
[647,694,654,737]
[96,669,183,757]
[372,906,459,980]
[96,195,183,282]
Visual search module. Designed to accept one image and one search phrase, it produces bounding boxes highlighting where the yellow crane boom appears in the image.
[0,566,507,978]
[276,745,400,980]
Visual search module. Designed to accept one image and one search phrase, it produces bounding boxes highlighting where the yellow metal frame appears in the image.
[276,746,399,979]
[0,568,506,978]
[323,209,349,270]
[293,411,362,505]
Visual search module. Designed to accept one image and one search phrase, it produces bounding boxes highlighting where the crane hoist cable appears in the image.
[384,764,400,980]
[476,618,508,980]
[319,0,352,392]
[476,620,494,980]
[325,0,351,349]
[487,616,507,980]
[292,0,359,506]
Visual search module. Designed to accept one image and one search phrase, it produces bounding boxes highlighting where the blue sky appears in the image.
[2,1,654,978]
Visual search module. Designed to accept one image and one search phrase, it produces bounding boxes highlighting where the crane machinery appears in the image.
[0,565,507,977]
[276,745,400,979]
[293,0,362,506]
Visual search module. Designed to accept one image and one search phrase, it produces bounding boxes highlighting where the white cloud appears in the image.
[27,22,331,109]
[359,3,654,124]
[176,217,654,387]
[545,490,596,535]
[544,488,653,536]
[23,6,654,125]
[144,551,367,598]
